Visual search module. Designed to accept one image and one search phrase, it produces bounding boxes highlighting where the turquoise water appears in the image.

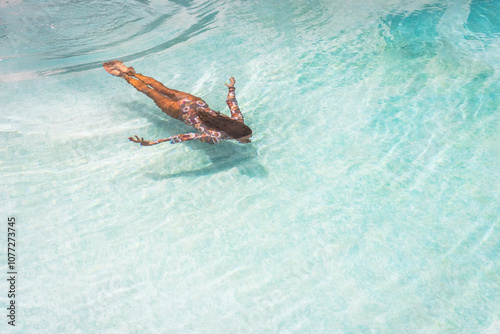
[1,0,499,332]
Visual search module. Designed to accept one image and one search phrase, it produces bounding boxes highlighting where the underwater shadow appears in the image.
[118,100,188,134]
[147,141,267,180]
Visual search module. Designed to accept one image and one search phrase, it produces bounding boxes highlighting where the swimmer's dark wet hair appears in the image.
[197,109,252,139]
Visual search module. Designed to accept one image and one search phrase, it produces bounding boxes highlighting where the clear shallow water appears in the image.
[1,0,499,332]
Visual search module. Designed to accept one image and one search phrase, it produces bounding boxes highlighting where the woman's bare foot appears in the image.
[103,60,135,76]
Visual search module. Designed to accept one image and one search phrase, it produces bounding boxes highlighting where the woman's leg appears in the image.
[132,72,201,102]
[104,60,201,102]
[103,61,180,118]
[122,75,181,119]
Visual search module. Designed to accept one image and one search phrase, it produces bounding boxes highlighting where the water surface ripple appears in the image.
[0,0,218,78]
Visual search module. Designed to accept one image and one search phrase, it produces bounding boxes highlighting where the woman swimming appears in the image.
[103,60,252,145]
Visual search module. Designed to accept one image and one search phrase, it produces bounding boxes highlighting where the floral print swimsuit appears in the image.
[153,87,244,145]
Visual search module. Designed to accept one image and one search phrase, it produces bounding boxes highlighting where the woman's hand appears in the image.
[225,77,236,88]
[128,135,155,146]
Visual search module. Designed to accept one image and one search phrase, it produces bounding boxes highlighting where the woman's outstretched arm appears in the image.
[129,133,223,145]
[225,77,244,122]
